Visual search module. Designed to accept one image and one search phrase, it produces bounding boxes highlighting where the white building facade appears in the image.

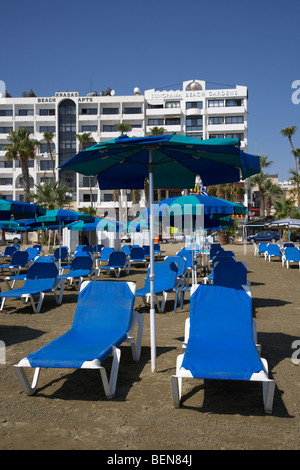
[0,79,248,214]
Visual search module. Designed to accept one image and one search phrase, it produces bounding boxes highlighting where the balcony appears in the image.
[146,107,182,116]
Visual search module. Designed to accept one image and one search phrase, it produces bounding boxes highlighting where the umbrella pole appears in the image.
[149,148,156,373]
[59,222,62,271]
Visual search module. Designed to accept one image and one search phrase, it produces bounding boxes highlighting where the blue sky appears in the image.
[1,0,300,181]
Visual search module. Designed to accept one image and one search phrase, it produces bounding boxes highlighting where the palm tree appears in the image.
[264,180,283,216]
[273,196,297,219]
[4,127,39,203]
[43,131,56,182]
[75,132,95,207]
[280,126,297,172]
[150,126,166,136]
[33,180,72,210]
[116,123,131,135]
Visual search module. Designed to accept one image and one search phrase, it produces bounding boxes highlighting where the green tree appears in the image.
[116,123,131,135]
[75,132,95,207]
[150,126,166,135]
[280,126,297,172]
[4,127,39,203]
[43,131,56,182]
[273,196,298,219]
[33,180,72,210]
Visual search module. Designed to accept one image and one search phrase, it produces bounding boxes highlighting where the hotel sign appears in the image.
[55,91,79,97]
[145,89,239,100]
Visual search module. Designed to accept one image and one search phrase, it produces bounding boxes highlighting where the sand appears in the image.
[0,241,299,451]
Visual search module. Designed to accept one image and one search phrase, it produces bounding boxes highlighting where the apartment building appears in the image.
[0,79,248,214]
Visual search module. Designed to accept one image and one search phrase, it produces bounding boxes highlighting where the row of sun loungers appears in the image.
[255,242,300,268]
[1,242,275,413]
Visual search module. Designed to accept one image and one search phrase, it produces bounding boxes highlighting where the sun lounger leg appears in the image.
[14,365,41,395]
[171,375,181,407]
[263,379,275,414]
[36,293,45,313]
[126,311,144,361]
[0,297,6,310]
[161,291,168,312]
[108,346,121,398]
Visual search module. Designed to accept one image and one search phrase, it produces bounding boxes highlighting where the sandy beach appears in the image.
[0,241,299,451]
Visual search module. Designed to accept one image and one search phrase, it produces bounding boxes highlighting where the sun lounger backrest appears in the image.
[213,261,247,288]
[108,251,127,267]
[4,246,17,257]
[72,281,135,334]
[24,257,58,290]
[82,245,94,254]
[53,246,68,261]
[267,244,281,255]
[25,247,39,260]
[164,256,186,277]
[130,247,145,259]
[121,245,131,255]
[144,262,178,292]
[71,255,93,271]
[100,247,115,260]
[177,250,192,268]
[285,247,300,260]
[11,250,29,265]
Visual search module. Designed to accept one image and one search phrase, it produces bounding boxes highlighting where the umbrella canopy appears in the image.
[59,134,260,189]
[267,217,300,229]
[59,134,259,372]
[0,199,46,220]
[36,209,92,225]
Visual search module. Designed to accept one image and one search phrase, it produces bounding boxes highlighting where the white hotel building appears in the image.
[0,79,248,215]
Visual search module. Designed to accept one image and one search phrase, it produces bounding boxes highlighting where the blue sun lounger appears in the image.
[98,247,115,266]
[97,251,129,278]
[264,244,282,262]
[14,280,144,398]
[0,250,29,275]
[136,262,178,312]
[171,284,275,413]
[0,256,65,313]
[0,245,18,260]
[128,247,148,270]
[57,254,97,290]
[282,246,300,269]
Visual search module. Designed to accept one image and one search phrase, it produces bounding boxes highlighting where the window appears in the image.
[39,126,56,133]
[82,176,97,187]
[186,102,202,109]
[18,109,34,116]
[165,118,180,125]
[0,160,13,168]
[40,161,54,171]
[148,119,164,126]
[102,107,119,114]
[103,193,114,202]
[225,133,244,139]
[0,109,12,116]
[186,117,203,131]
[186,132,203,139]
[0,127,13,133]
[123,107,142,114]
[39,109,55,116]
[209,134,224,139]
[16,160,34,168]
[81,108,97,115]
[226,99,243,107]
[39,143,55,153]
[208,117,224,125]
[0,177,13,185]
[225,116,244,124]
[207,100,224,107]
[81,125,97,132]
[165,101,180,108]
[102,125,118,132]
[83,193,97,202]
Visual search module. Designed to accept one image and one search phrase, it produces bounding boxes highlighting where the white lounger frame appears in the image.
[0,279,65,313]
[14,281,144,399]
